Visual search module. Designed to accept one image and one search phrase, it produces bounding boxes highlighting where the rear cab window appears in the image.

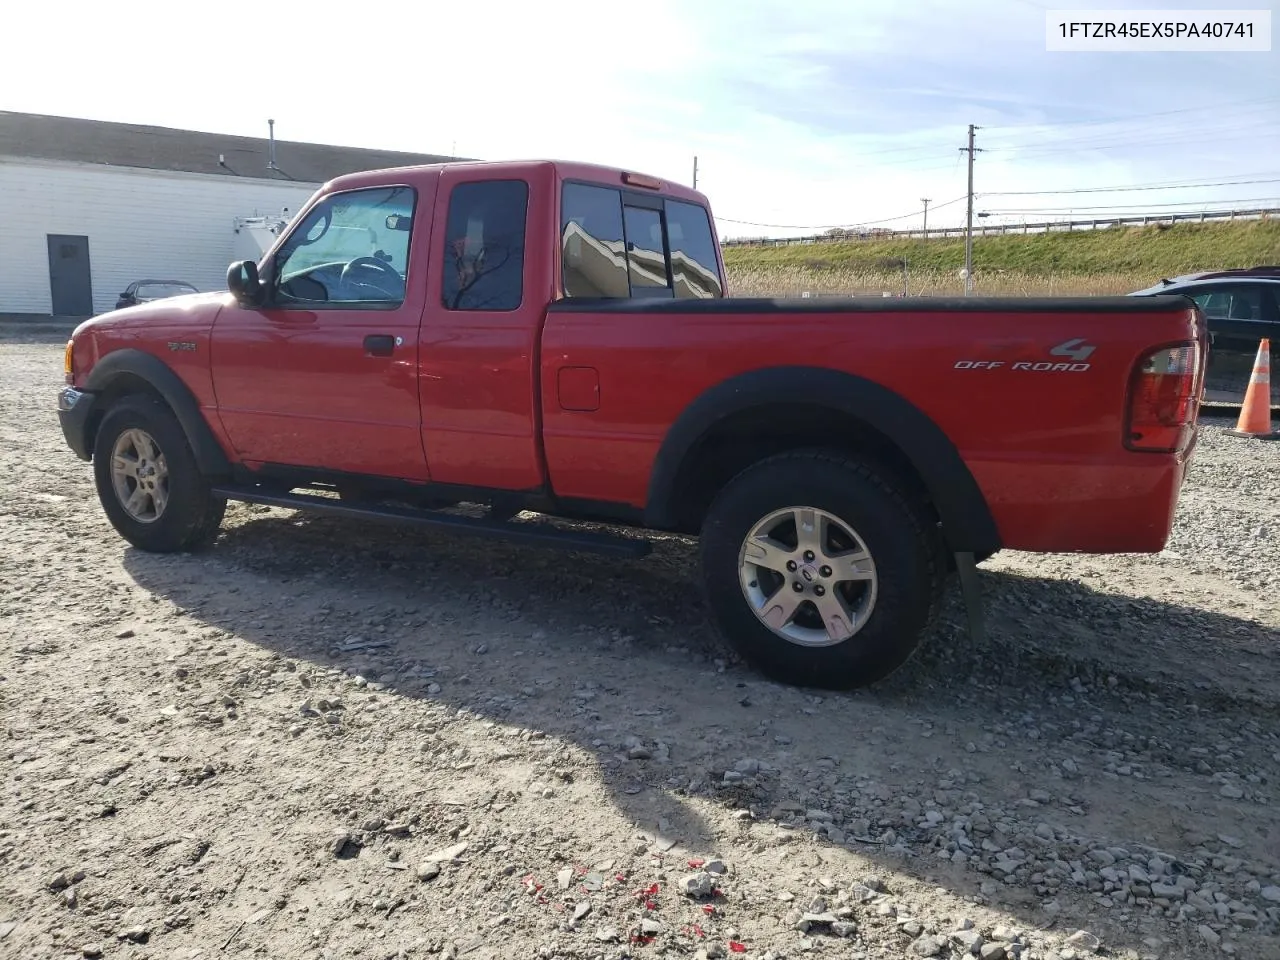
[560,180,723,300]
[441,179,529,312]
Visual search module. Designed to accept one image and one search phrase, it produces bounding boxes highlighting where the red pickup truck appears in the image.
[58,159,1206,690]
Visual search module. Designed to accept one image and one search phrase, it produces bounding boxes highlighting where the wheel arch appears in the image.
[643,366,1001,555]
[82,349,233,478]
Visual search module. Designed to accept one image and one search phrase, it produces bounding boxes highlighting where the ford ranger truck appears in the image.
[57,159,1206,691]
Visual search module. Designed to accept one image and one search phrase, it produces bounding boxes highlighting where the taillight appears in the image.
[1124,343,1201,453]
[64,339,75,385]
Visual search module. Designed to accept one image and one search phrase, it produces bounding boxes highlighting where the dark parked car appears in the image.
[1129,269,1280,352]
[115,280,200,310]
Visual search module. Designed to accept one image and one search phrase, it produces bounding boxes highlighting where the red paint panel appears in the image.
[540,304,1201,553]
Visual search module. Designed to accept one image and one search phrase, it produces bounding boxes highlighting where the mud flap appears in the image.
[953,551,986,645]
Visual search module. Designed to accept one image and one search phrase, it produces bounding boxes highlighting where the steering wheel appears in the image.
[340,256,404,298]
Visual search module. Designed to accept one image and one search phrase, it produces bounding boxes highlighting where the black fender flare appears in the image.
[643,365,1000,554]
[82,348,233,478]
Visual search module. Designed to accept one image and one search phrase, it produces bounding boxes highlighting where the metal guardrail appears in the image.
[720,207,1280,247]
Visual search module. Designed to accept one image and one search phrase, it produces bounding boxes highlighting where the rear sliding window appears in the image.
[560,182,723,299]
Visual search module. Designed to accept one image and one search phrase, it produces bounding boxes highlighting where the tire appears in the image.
[92,395,226,552]
[698,449,943,691]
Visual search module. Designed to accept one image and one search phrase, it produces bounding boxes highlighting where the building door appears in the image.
[47,235,94,316]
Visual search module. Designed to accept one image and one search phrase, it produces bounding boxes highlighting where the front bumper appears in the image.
[58,386,96,461]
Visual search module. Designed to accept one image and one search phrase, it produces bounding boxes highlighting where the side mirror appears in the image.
[227,260,264,305]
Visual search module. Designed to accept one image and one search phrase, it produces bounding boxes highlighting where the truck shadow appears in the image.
[121,508,1280,956]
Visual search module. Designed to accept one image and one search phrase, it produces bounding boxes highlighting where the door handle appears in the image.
[363,334,399,357]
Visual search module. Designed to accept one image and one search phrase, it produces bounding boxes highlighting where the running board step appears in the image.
[209,486,653,559]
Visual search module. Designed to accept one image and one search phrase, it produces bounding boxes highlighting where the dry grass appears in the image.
[725,266,1152,298]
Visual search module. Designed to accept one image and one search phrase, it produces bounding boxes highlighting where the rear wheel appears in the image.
[698,450,943,690]
[92,396,225,552]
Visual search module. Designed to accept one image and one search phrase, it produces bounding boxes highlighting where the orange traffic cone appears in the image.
[1225,338,1280,440]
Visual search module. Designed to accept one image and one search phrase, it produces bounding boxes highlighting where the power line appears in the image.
[983,176,1280,197]
[982,196,1280,213]
[985,125,1280,161]
[715,194,967,231]
[981,95,1280,134]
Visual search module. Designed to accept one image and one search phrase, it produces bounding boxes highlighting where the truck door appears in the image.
[210,181,434,481]
[416,169,550,490]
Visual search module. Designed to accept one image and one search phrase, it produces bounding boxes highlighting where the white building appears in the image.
[0,111,458,318]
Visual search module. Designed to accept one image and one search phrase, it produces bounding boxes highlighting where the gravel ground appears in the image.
[3,335,1279,960]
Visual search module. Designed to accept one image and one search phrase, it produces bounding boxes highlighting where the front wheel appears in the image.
[698,450,943,690]
[92,395,226,552]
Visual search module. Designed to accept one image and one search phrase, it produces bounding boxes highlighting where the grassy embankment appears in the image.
[721,219,1280,297]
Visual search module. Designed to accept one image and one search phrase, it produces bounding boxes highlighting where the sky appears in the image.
[1,0,1276,238]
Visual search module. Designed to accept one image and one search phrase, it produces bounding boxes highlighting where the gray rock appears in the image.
[1198,924,1221,947]
[572,902,592,922]
[901,920,925,937]
[980,946,1007,960]
[416,861,441,881]
[952,929,984,954]
[81,947,103,959]
[557,867,574,890]
[911,935,947,957]
[330,831,359,858]
[117,926,149,943]
[638,918,663,935]
[705,859,728,874]
[595,925,620,942]
[1219,784,1245,799]
[680,872,715,898]
[47,871,71,892]
[795,912,837,931]
[833,921,857,937]
[1065,930,1101,953]
[1260,885,1280,903]
[423,841,468,862]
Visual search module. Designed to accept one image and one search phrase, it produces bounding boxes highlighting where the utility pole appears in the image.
[693,156,699,190]
[920,198,931,238]
[959,124,983,295]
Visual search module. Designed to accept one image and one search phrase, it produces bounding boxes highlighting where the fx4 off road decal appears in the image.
[954,338,1096,372]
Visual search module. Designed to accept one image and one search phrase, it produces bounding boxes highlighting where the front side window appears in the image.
[273,185,416,307]
[560,182,723,299]
[441,180,528,311]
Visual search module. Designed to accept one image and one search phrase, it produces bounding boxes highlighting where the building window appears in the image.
[441,180,529,311]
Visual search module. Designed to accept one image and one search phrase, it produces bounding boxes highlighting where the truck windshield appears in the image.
[561,182,723,299]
